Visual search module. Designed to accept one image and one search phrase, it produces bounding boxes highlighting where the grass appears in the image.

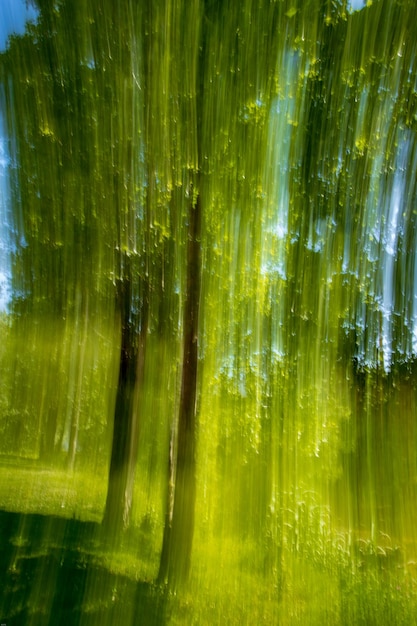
[1,461,417,624]
[0,463,106,521]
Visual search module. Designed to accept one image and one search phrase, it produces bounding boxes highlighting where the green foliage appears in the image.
[1,0,417,622]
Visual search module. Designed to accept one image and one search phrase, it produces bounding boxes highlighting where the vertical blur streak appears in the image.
[1,1,417,625]
[159,190,201,587]
[0,108,12,311]
[104,253,142,536]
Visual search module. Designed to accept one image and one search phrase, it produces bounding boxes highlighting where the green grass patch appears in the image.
[0,464,106,521]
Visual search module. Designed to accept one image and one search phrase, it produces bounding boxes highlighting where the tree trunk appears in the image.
[103,253,148,535]
[158,191,201,587]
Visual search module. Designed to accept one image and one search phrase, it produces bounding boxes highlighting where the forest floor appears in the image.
[1,461,417,624]
[0,461,105,521]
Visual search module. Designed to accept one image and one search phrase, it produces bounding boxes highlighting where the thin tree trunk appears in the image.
[124,303,148,524]
[158,191,201,587]
[103,254,148,535]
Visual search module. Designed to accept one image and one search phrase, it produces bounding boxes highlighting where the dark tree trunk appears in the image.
[103,253,148,535]
[158,191,201,587]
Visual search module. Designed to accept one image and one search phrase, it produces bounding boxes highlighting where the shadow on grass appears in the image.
[0,510,168,626]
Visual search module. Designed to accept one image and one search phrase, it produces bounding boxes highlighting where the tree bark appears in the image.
[158,191,201,587]
[103,253,148,535]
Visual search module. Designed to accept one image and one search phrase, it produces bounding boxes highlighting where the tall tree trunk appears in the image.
[158,191,201,587]
[103,253,148,535]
